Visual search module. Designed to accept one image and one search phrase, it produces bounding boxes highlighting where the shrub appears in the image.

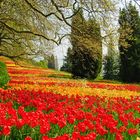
[0,61,10,88]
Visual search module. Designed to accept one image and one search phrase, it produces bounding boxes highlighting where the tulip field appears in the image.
[0,57,140,140]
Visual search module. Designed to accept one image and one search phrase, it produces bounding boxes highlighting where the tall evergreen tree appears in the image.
[70,9,102,79]
[60,47,72,72]
[103,34,120,80]
[103,49,120,80]
[118,2,140,82]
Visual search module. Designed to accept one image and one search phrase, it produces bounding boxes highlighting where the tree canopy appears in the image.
[118,2,140,82]
[0,0,59,59]
[1,0,140,79]
[0,0,119,60]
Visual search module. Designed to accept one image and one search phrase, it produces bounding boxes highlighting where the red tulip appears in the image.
[115,133,123,140]
[25,136,32,140]
[2,126,11,136]
[128,128,138,135]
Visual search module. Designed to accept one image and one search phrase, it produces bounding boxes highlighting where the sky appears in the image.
[54,38,71,69]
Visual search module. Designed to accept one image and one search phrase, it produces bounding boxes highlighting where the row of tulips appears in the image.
[8,79,140,92]
[8,83,140,98]
[0,88,140,140]
[6,63,140,92]
[4,58,140,92]
[6,62,140,98]
[8,69,53,75]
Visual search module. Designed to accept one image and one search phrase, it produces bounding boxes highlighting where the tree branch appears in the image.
[24,0,63,21]
[133,0,140,8]
[0,21,59,45]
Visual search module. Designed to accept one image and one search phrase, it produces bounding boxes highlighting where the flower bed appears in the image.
[0,89,140,140]
[0,57,140,139]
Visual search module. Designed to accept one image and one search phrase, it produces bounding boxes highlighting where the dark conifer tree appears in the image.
[118,2,140,82]
[60,47,72,72]
[70,9,102,79]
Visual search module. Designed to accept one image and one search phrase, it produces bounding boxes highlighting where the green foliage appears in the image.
[70,9,102,79]
[118,2,140,82]
[32,60,48,68]
[0,0,56,60]
[0,61,10,88]
[37,60,48,68]
[47,123,75,138]
[60,47,72,72]
[103,51,120,80]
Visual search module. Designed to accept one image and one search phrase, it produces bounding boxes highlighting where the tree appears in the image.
[0,0,68,60]
[103,49,120,80]
[48,55,55,69]
[103,29,120,80]
[61,47,72,72]
[70,9,102,79]
[0,0,119,60]
[118,2,140,82]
